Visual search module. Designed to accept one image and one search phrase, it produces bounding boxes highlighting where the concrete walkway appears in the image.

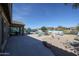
[5,35,54,56]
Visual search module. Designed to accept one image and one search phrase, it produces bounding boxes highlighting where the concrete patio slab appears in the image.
[5,35,54,56]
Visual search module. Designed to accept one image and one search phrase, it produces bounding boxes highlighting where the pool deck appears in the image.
[5,35,54,56]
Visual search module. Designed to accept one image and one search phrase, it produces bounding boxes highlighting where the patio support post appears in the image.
[19,27,21,35]
[21,27,22,35]
[22,26,24,35]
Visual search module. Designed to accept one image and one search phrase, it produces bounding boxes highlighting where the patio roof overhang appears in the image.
[10,23,24,27]
[10,20,25,27]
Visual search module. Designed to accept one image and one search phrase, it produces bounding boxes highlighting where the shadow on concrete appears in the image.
[42,41,77,56]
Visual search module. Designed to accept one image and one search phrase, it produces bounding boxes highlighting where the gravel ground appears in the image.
[28,34,77,55]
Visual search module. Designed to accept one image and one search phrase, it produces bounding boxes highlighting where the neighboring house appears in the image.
[69,27,77,31]
[0,3,12,52]
[47,27,54,30]
[48,30,64,36]
[54,26,65,30]
[70,27,77,34]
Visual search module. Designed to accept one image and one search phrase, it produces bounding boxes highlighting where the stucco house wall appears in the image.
[0,4,11,52]
[0,14,2,51]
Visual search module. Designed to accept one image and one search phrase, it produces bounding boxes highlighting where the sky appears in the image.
[12,3,79,29]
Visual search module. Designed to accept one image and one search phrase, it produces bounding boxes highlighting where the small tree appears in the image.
[26,28,32,34]
[41,26,47,32]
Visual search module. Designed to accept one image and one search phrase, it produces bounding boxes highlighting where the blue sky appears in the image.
[13,3,79,29]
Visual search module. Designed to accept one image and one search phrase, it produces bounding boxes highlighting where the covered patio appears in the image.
[10,20,25,36]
